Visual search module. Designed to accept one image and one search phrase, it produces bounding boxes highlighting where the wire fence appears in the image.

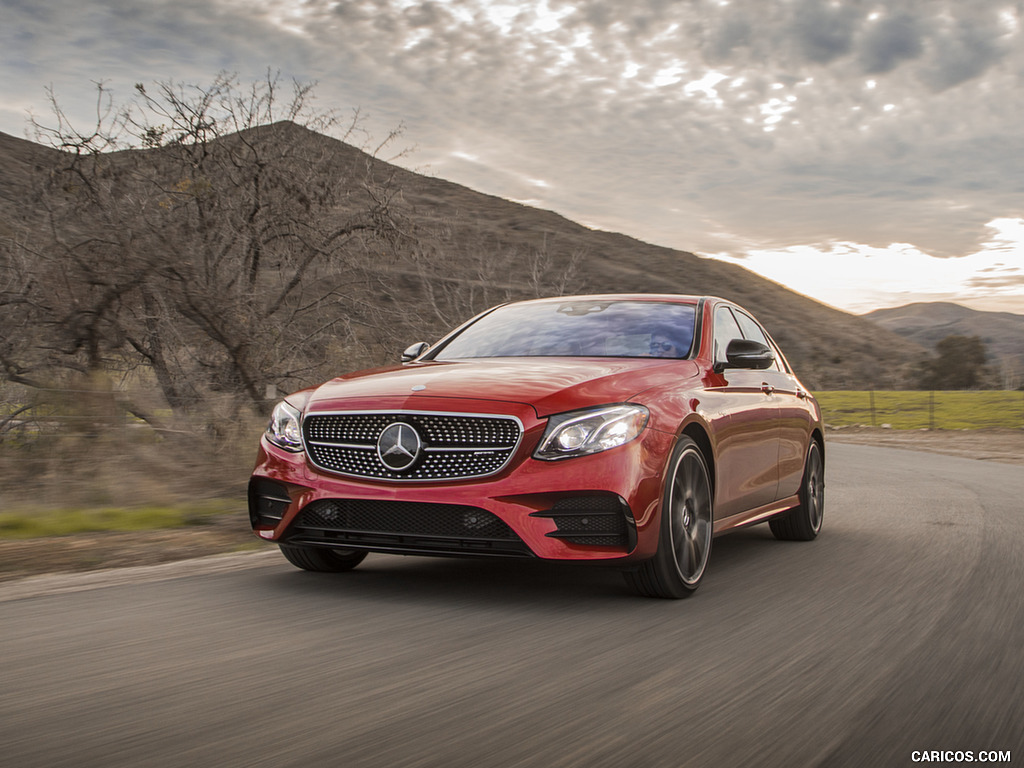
[814,390,1024,430]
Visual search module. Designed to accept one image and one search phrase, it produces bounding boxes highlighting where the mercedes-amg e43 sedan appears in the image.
[249,294,825,598]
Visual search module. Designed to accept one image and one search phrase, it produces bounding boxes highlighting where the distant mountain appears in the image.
[863,303,1024,366]
[0,122,927,390]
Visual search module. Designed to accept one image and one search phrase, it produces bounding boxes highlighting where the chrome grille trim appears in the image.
[302,410,524,482]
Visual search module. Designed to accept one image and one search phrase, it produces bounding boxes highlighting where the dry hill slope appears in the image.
[0,131,56,233]
[0,123,926,389]
[343,124,925,387]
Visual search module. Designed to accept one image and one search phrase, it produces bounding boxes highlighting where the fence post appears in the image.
[869,389,876,427]
[929,391,935,430]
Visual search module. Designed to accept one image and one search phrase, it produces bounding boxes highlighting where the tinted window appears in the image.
[713,306,744,364]
[733,310,781,371]
[434,300,697,360]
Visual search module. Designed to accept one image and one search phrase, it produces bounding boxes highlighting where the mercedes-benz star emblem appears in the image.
[376,422,423,472]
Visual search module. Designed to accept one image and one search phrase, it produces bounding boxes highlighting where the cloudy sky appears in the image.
[3,0,1024,314]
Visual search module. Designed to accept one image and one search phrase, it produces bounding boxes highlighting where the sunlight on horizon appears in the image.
[710,218,1024,314]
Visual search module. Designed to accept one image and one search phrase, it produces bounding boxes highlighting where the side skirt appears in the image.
[713,493,800,536]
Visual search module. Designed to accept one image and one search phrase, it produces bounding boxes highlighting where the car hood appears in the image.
[304,358,700,417]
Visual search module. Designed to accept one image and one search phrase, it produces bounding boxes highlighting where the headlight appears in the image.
[266,401,303,452]
[534,404,649,460]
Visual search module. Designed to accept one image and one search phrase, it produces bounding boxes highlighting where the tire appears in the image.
[770,439,824,542]
[278,544,368,572]
[625,437,713,599]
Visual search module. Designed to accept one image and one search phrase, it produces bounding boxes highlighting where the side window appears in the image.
[734,310,782,371]
[713,306,744,365]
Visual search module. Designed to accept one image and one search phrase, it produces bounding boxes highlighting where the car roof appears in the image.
[508,293,707,306]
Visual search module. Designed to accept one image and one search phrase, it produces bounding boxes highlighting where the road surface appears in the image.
[1,442,1021,767]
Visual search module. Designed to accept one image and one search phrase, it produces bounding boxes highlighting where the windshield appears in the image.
[433,300,697,360]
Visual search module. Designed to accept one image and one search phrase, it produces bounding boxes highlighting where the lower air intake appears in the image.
[285,498,532,558]
[533,495,633,548]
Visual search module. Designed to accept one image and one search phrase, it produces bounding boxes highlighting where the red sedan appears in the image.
[249,294,825,598]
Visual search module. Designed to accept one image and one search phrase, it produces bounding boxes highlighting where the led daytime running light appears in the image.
[535,404,648,460]
[267,401,303,452]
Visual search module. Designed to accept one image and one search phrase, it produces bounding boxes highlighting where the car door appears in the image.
[732,310,813,500]
[704,305,781,519]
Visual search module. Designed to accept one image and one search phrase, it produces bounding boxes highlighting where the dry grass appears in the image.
[0,409,262,509]
[0,416,265,582]
[816,390,1024,430]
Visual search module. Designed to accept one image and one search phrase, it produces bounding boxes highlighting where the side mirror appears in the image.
[715,339,775,372]
[401,342,430,363]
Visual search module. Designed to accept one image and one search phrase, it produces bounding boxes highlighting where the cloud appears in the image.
[703,13,754,61]
[966,273,1024,291]
[3,0,1024,311]
[858,12,925,74]
[790,0,861,64]
[920,10,1008,91]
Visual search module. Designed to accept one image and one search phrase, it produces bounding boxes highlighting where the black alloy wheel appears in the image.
[770,439,824,541]
[625,436,713,598]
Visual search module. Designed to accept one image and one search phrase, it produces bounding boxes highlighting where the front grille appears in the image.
[532,495,632,547]
[303,411,522,482]
[285,498,532,557]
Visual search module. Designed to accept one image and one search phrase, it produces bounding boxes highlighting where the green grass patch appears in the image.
[815,390,1024,430]
[0,499,240,540]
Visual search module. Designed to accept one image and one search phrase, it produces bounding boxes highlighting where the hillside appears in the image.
[0,131,54,234]
[864,303,1024,367]
[266,125,926,388]
[0,122,926,390]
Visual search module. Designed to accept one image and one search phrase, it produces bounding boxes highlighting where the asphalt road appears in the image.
[1,442,1021,768]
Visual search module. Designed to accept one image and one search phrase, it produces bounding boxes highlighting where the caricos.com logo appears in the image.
[911,751,1011,763]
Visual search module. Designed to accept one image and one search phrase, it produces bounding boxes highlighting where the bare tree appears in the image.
[387,224,587,345]
[9,73,405,423]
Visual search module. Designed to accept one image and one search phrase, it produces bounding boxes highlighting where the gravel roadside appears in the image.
[824,426,1024,465]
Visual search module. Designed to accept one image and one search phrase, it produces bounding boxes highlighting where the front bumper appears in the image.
[249,400,673,562]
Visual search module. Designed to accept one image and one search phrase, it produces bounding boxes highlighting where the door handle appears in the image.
[761,383,775,395]
[796,388,809,399]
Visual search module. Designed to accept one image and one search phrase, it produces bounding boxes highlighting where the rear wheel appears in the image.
[625,437,713,599]
[769,439,824,541]
[278,544,367,572]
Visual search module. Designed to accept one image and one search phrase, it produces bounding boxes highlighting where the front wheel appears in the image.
[279,544,368,572]
[770,439,824,541]
[625,437,713,599]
